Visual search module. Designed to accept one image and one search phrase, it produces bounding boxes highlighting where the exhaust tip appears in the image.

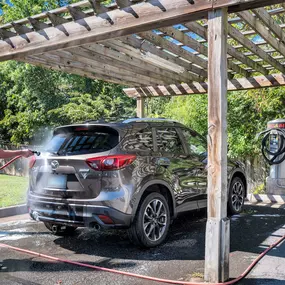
[51,224,59,234]
[93,224,101,230]
[31,211,40,221]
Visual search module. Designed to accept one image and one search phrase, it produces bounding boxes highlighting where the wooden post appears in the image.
[136,97,145,118]
[204,8,230,283]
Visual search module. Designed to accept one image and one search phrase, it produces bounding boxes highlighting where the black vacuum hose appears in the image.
[259,128,285,165]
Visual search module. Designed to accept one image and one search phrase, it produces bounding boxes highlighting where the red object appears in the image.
[0,155,22,170]
[0,233,284,285]
[98,215,114,224]
[28,155,36,169]
[75,127,88,131]
[86,154,136,171]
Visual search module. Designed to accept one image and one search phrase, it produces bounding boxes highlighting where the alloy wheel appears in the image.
[143,199,167,242]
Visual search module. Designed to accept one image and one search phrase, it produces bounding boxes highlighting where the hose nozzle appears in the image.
[32,151,41,156]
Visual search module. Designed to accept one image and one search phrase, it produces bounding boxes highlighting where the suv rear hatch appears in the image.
[29,125,119,200]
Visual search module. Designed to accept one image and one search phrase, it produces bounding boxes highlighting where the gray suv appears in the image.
[28,118,247,248]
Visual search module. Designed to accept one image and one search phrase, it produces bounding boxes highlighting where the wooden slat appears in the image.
[0,0,95,30]
[40,50,167,86]
[160,26,249,77]
[67,6,89,21]
[28,18,50,31]
[0,28,16,40]
[139,31,208,70]
[0,0,214,61]
[228,24,285,73]
[83,43,192,83]
[238,10,285,60]
[11,23,33,34]
[184,22,268,75]
[0,0,282,31]
[21,57,136,86]
[123,74,285,97]
[46,12,69,26]
[253,7,285,45]
[64,45,184,84]
[2,0,281,62]
[89,0,112,14]
[120,36,207,80]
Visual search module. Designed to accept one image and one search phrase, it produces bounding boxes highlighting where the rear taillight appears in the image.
[86,155,136,171]
[29,155,36,169]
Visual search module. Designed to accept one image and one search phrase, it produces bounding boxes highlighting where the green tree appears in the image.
[0,0,136,144]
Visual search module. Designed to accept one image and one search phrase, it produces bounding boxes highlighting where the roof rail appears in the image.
[122,118,179,124]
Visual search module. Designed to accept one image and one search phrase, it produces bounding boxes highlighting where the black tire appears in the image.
[228,177,245,215]
[128,192,170,248]
[44,222,77,236]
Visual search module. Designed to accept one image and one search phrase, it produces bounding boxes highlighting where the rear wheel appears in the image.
[128,192,170,248]
[228,177,245,215]
[44,222,77,236]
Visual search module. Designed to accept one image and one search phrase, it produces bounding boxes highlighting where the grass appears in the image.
[0,174,29,208]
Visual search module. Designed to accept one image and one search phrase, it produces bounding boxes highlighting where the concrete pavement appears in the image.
[0,204,284,285]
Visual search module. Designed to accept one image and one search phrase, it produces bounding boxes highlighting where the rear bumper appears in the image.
[28,197,132,229]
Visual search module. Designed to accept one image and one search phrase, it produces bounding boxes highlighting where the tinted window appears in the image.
[122,128,153,151]
[182,129,207,156]
[156,128,184,154]
[46,128,119,155]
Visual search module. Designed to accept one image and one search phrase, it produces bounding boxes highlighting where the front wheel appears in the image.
[128,192,170,248]
[228,177,245,215]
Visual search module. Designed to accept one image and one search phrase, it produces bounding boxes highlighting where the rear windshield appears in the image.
[45,127,119,156]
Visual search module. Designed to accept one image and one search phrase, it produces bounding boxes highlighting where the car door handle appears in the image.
[156,157,170,167]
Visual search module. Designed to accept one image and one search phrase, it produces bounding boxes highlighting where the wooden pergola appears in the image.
[1,0,285,282]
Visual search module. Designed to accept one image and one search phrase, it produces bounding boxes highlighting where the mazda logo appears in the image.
[51,160,59,171]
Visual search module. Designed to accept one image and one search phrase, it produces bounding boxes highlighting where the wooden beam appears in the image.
[1,0,282,62]
[120,36,207,80]
[160,26,249,77]
[238,9,285,59]
[62,45,181,85]
[123,74,285,97]
[67,6,89,21]
[89,0,111,14]
[38,50,166,86]
[139,31,208,70]
[21,56,135,86]
[184,22,268,75]
[136,97,145,118]
[46,12,69,26]
[205,8,229,283]
[0,0,212,61]
[28,17,50,31]
[11,22,33,34]
[82,43,191,84]
[228,24,285,74]
[0,28,16,40]
[253,7,285,45]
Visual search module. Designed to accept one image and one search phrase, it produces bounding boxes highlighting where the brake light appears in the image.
[86,155,136,171]
[29,155,36,169]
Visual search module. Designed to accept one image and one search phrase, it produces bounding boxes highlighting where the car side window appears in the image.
[156,127,184,154]
[182,129,207,156]
[122,128,154,151]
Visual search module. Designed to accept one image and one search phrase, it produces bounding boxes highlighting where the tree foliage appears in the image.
[147,88,285,158]
[0,1,136,144]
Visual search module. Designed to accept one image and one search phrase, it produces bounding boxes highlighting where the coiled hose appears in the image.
[259,128,285,165]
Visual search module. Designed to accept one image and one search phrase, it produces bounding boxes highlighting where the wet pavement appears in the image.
[0,204,284,285]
